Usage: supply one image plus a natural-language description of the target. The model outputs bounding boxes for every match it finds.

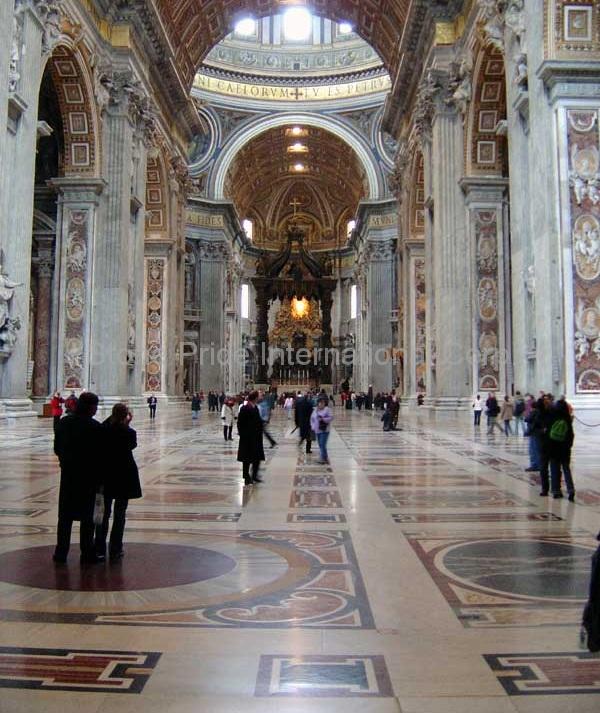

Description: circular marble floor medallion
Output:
[441,539,592,600]
[0,543,237,592]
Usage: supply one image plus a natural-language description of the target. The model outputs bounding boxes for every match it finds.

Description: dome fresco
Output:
[202,15,384,79]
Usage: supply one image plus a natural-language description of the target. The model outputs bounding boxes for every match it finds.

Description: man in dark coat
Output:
[296,391,314,453]
[53,391,104,564]
[237,390,265,485]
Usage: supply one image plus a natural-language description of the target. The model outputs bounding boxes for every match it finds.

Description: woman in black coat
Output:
[94,403,142,560]
[237,391,265,485]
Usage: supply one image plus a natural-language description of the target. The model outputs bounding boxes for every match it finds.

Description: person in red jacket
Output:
[50,392,65,432]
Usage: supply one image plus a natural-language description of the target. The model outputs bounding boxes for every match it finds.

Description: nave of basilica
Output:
[1,0,600,711]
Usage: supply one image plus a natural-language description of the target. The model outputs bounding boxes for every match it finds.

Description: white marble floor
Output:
[0,404,599,712]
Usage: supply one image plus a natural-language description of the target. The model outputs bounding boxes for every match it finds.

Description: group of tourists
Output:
[46,385,600,653]
[475,390,576,501]
[53,392,141,564]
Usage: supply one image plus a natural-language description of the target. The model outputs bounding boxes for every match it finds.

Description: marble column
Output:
[50,178,106,393]
[320,288,333,384]
[428,72,471,407]
[405,247,426,398]
[367,241,395,392]
[197,240,227,391]
[90,72,137,398]
[142,248,169,395]
[461,179,509,396]
[254,283,270,384]
[0,3,46,415]
[31,243,54,396]
[0,0,12,176]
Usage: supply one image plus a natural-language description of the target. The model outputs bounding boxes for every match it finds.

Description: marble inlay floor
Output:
[1,405,600,712]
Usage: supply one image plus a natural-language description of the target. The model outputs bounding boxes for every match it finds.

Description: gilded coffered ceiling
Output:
[225,125,367,250]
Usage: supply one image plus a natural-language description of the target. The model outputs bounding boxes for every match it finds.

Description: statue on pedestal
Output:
[0,258,23,360]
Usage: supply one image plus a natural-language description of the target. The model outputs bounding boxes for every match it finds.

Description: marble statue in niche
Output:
[0,257,23,360]
[573,214,600,280]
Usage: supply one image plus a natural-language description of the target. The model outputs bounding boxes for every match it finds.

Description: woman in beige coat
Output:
[499,396,514,436]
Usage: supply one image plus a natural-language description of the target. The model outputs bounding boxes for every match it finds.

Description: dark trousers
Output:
[149,405,156,419]
[550,454,575,495]
[539,448,550,494]
[53,415,61,432]
[223,424,233,441]
[263,425,276,446]
[55,493,95,560]
[474,410,481,426]
[299,433,312,452]
[242,460,260,483]
[95,496,128,556]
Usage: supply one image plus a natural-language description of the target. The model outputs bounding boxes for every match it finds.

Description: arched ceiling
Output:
[224,125,367,249]
[155,0,413,89]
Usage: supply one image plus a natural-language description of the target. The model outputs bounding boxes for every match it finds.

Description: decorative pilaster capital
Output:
[31,0,62,55]
[414,72,442,142]
[367,239,396,262]
[479,0,526,51]
[99,69,148,125]
[197,239,229,261]
[446,54,473,119]
[170,155,191,193]
[36,255,54,279]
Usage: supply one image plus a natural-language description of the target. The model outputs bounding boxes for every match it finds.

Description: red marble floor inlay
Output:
[0,543,236,591]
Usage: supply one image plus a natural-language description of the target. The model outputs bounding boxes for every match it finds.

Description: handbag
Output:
[93,491,104,526]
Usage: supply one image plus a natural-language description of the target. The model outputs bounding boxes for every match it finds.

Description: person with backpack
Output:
[485,392,503,434]
[535,394,558,496]
[547,398,575,500]
[513,391,526,435]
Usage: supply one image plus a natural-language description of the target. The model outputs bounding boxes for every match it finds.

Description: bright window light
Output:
[242,218,253,240]
[339,22,353,34]
[294,163,305,172]
[350,284,358,319]
[283,7,312,41]
[241,284,249,319]
[288,142,307,153]
[291,126,303,135]
[235,18,256,36]
[346,219,356,237]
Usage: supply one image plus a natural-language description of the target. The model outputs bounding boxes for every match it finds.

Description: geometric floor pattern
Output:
[1,404,600,712]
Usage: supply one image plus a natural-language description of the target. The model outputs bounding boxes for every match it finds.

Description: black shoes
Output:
[539,491,548,496]
[525,467,539,472]
[52,554,67,564]
[568,492,575,502]
[253,477,264,483]
[553,492,564,499]
[80,553,105,564]
[109,551,124,561]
